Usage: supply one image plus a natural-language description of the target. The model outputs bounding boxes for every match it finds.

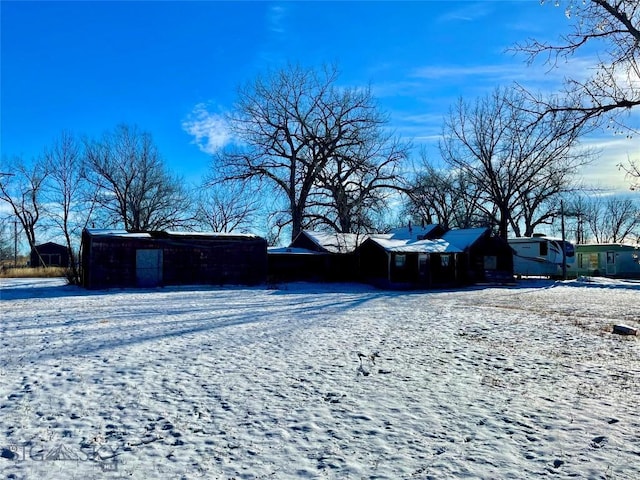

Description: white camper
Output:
[508,235,575,278]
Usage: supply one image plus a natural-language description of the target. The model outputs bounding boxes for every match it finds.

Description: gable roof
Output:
[366,236,463,254]
[33,241,68,249]
[363,227,491,254]
[386,224,444,242]
[295,230,367,254]
[441,227,489,250]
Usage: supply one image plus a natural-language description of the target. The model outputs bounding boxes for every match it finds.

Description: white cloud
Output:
[182,104,232,155]
[577,134,640,191]
[436,2,492,23]
[268,4,287,34]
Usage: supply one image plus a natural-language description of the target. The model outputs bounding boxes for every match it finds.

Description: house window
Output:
[484,255,497,270]
[441,255,450,267]
[395,254,406,267]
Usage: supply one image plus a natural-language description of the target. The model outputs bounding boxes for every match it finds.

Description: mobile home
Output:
[574,243,640,279]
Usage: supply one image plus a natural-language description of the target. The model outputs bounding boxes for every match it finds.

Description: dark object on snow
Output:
[31,242,70,268]
[612,324,638,336]
[81,229,267,289]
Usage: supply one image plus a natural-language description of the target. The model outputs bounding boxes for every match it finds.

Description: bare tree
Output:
[0,156,49,262]
[405,159,486,229]
[195,179,258,233]
[213,64,392,242]
[310,134,409,234]
[513,0,639,134]
[619,157,640,190]
[578,194,640,242]
[42,131,96,283]
[0,220,13,261]
[440,87,590,239]
[83,124,192,231]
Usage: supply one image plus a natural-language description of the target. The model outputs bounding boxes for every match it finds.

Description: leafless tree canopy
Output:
[569,194,640,243]
[42,131,95,282]
[213,64,407,242]
[405,159,486,230]
[83,124,191,231]
[0,155,49,256]
[309,129,409,234]
[514,0,639,134]
[439,87,591,239]
[0,222,13,260]
[195,179,258,233]
[619,156,640,190]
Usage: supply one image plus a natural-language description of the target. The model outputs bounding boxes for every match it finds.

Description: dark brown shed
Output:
[81,229,267,289]
[31,242,70,268]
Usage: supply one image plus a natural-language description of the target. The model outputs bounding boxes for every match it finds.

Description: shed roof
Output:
[33,241,68,249]
[84,229,261,240]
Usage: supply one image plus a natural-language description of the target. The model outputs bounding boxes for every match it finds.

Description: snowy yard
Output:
[1,277,639,479]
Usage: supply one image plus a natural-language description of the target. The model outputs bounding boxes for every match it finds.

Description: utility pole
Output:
[14,220,18,267]
[560,200,567,280]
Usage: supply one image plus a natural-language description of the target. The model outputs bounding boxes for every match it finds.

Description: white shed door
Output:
[136,249,163,287]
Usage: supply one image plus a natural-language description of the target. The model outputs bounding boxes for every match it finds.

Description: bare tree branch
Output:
[83,124,192,231]
[512,0,640,139]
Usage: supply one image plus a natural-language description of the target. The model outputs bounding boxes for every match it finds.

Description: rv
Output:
[508,235,575,278]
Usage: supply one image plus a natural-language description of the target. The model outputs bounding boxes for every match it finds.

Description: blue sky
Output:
[2,0,638,191]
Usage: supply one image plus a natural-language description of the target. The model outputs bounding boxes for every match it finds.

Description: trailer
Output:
[508,235,576,278]
[574,243,640,279]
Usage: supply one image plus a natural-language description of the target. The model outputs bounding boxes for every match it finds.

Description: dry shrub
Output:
[0,266,67,278]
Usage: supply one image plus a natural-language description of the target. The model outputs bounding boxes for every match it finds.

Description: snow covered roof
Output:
[165,230,260,238]
[441,227,489,250]
[387,224,442,242]
[368,237,462,254]
[365,227,489,254]
[292,226,489,255]
[300,230,367,254]
[85,229,150,238]
[84,229,260,239]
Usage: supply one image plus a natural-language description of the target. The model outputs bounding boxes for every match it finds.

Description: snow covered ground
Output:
[1,277,638,479]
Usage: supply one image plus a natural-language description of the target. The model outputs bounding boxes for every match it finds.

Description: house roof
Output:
[291,226,489,255]
[365,227,490,254]
[441,227,489,250]
[298,230,367,254]
[367,237,463,254]
[386,224,443,242]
